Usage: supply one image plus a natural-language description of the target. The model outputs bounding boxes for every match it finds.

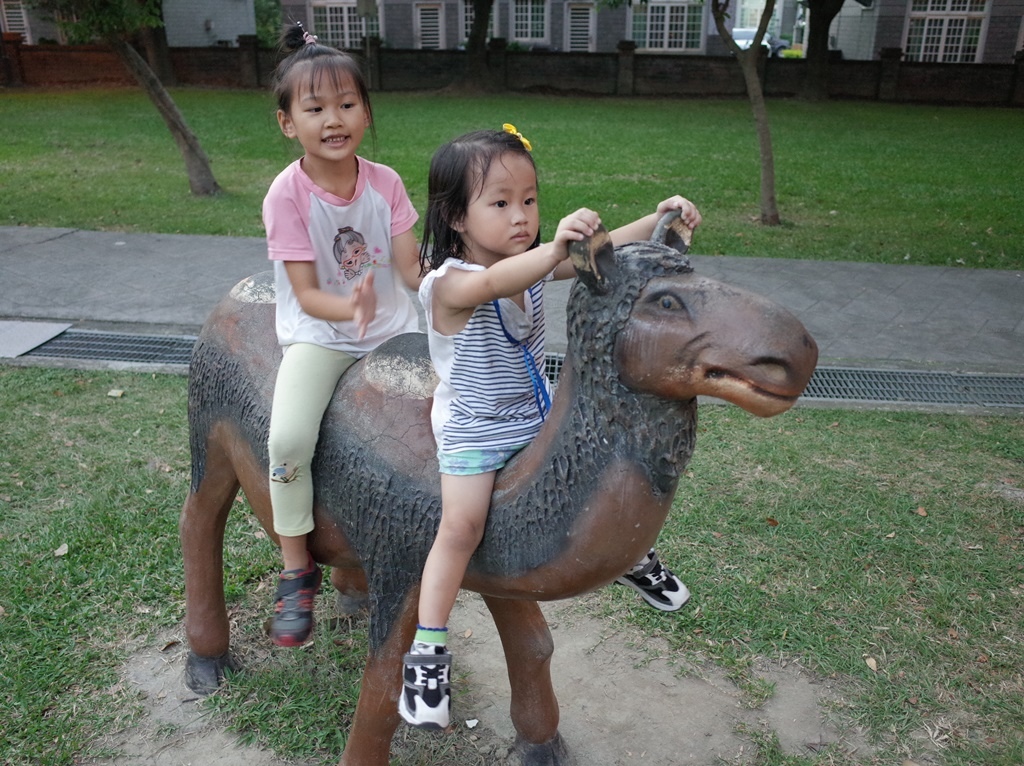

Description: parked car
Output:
[732,28,790,57]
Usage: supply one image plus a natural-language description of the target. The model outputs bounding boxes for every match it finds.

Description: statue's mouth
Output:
[702,368,803,417]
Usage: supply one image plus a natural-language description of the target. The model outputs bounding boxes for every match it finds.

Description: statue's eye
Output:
[653,292,684,310]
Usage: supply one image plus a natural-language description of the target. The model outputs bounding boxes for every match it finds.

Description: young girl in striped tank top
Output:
[400,125,702,730]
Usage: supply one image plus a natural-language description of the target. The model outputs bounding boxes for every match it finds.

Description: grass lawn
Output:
[0,88,1022,269]
[0,367,1021,766]
[0,86,1022,765]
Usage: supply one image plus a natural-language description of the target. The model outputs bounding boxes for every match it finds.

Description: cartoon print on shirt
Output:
[333,227,370,281]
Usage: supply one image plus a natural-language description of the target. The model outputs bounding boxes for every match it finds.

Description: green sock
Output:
[414,626,448,646]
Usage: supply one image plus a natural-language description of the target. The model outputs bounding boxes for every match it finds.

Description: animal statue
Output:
[179,213,818,766]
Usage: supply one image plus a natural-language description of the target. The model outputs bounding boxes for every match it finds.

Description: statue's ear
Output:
[650,210,691,255]
[569,222,615,295]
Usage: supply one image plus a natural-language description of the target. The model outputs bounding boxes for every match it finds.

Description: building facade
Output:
[281,0,1023,61]
[282,0,722,54]
[831,0,1024,62]
[161,0,257,47]
[2,0,1022,61]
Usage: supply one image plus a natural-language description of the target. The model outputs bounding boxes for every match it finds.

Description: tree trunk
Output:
[138,23,176,85]
[454,0,498,91]
[108,36,221,196]
[711,0,780,226]
[466,0,491,58]
[738,51,780,225]
[800,0,846,101]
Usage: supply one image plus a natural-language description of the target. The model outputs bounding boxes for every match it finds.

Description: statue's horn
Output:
[569,222,615,295]
[650,210,692,254]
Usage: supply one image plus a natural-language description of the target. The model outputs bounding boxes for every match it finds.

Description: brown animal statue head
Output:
[568,209,816,417]
[180,213,818,766]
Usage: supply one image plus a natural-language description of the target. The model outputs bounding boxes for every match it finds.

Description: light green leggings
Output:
[268,342,357,537]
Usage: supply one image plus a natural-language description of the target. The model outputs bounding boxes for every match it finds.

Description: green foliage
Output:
[29,0,163,42]
[253,0,283,49]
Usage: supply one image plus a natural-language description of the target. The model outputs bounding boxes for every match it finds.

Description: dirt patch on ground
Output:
[81,593,877,766]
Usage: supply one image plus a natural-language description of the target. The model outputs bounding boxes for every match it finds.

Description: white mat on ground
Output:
[0,321,72,358]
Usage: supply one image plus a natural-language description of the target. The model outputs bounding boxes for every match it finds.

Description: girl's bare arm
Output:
[434,208,600,314]
[284,260,376,338]
[551,196,701,281]
[391,229,423,291]
[609,195,702,246]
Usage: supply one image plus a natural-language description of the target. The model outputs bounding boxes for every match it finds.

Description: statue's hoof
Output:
[335,591,369,616]
[514,732,574,766]
[184,651,238,695]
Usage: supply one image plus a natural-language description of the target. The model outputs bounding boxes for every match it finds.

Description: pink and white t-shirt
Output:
[263,156,419,356]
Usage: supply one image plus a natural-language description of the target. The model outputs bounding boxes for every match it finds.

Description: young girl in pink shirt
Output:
[262,23,421,647]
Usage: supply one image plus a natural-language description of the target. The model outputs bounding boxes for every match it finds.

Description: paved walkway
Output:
[1,226,1022,375]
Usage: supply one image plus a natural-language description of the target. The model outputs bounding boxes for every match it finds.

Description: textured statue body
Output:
[179,220,818,765]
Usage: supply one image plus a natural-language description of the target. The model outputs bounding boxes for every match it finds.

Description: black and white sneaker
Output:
[615,549,691,612]
[399,643,452,730]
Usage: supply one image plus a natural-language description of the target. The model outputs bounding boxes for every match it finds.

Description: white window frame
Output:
[736,3,782,34]
[629,0,705,53]
[737,2,764,29]
[310,1,382,50]
[1,0,32,44]
[461,0,497,46]
[415,3,445,49]
[564,2,596,52]
[903,0,988,63]
[510,0,549,46]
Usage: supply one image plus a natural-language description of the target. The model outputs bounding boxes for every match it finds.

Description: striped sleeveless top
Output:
[419,258,552,454]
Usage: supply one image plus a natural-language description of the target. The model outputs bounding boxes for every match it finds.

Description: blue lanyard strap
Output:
[491,299,551,421]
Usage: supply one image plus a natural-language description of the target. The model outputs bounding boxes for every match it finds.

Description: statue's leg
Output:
[330,565,369,616]
[180,447,241,694]
[338,588,419,766]
[482,595,572,765]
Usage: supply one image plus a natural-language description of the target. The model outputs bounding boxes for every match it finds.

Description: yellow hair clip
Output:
[503,123,532,152]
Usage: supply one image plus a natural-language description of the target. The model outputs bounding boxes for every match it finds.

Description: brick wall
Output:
[896,62,1017,105]
[2,36,1023,107]
[506,51,619,94]
[377,49,463,90]
[11,43,134,86]
[632,55,747,97]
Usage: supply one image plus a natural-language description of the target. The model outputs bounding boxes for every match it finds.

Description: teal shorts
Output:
[438,444,528,476]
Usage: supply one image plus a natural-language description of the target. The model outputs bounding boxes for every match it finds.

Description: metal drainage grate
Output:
[544,353,564,385]
[802,366,1024,408]
[25,329,197,366]
[542,353,1024,409]
[22,332,1024,409]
